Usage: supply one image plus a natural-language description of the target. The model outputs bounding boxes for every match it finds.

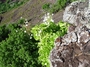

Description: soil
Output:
[0,0,63,26]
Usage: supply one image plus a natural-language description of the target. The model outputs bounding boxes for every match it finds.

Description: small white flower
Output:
[44,17,47,21]
[52,14,54,16]
[47,13,50,15]
[43,13,54,24]
[20,28,23,30]
[25,21,28,24]
[16,30,18,32]
[45,63,47,65]
[24,30,26,33]
[25,24,28,26]
[20,17,23,19]
[39,30,42,34]
[30,36,32,39]
[43,19,46,22]
[47,15,50,19]
[31,34,32,36]
[51,19,54,22]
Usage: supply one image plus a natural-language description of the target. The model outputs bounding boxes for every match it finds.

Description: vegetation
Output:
[31,21,69,67]
[42,3,50,11]
[0,0,72,67]
[0,23,42,67]
[0,25,10,42]
[42,0,77,13]
[0,13,69,67]
[31,13,69,67]
[0,0,28,14]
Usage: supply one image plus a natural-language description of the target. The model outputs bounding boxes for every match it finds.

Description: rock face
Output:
[50,25,90,67]
[63,1,90,28]
[50,1,90,67]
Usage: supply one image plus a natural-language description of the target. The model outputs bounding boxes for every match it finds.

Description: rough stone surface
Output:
[50,25,90,67]
[50,1,90,67]
[63,1,90,28]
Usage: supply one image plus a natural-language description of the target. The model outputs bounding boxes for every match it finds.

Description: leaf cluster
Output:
[31,21,69,67]
[42,3,50,11]
[0,23,42,67]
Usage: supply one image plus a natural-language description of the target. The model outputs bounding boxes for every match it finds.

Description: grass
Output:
[42,0,77,13]
[0,0,30,25]
[0,0,29,14]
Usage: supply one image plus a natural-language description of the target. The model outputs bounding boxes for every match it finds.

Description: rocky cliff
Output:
[50,1,90,67]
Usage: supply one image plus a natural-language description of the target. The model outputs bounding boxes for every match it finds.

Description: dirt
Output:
[0,0,64,26]
[53,10,63,23]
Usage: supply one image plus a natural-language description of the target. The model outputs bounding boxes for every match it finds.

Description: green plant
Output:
[42,0,77,13]
[0,0,29,14]
[42,3,50,11]
[31,13,69,67]
[17,17,26,24]
[0,25,10,42]
[49,4,60,13]
[0,23,42,67]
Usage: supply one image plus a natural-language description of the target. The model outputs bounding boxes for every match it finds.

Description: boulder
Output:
[63,1,90,28]
[50,25,90,67]
[50,1,90,67]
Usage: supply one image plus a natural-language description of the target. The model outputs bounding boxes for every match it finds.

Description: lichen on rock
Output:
[63,0,90,28]
[50,1,90,67]
[50,25,90,67]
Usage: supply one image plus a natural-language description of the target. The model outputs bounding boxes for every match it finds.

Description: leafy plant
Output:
[17,17,26,24]
[0,23,42,67]
[0,25,10,42]
[31,13,69,67]
[42,3,50,11]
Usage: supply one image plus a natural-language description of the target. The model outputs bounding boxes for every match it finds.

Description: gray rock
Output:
[50,1,90,67]
[50,26,90,67]
[63,1,90,28]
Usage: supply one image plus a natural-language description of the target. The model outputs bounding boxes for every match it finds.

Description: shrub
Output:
[42,0,77,13]
[17,17,26,24]
[0,25,10,42]
[0,23,42,67]
[42,3,50,11]
[31,13,69,67]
